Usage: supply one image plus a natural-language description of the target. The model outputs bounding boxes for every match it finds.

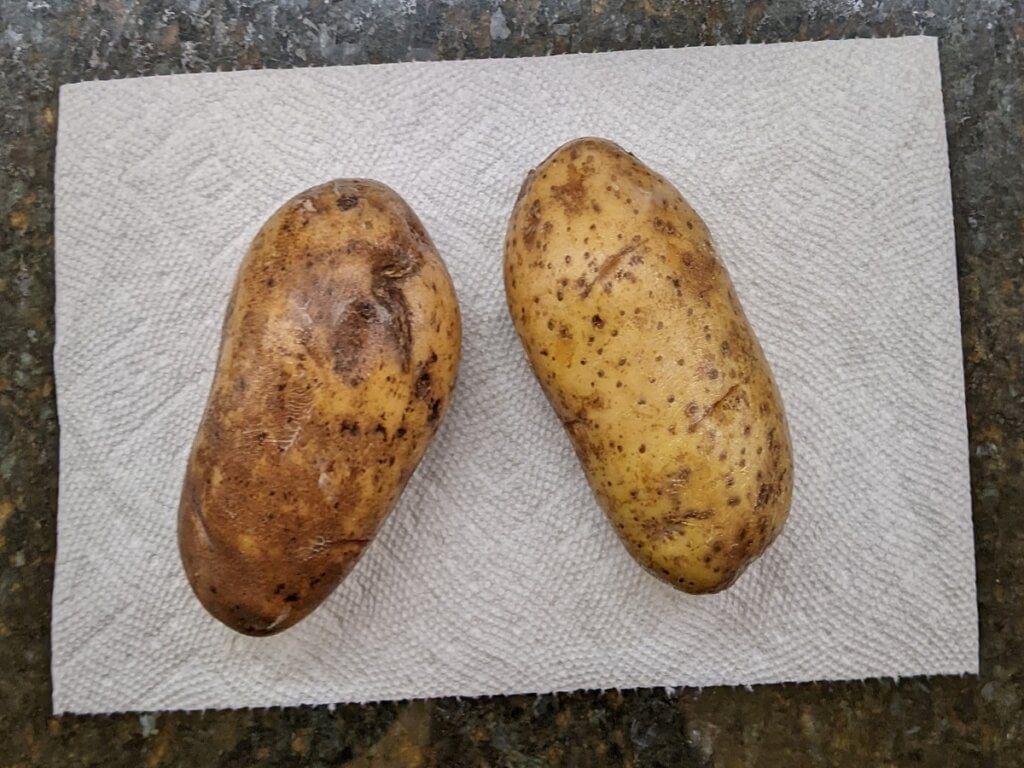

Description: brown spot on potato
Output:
[684,508,714,520]
[580,241,645,298]
[653,217,677,235]
[521,199,543,249]
[428,398,443,422]
[415,371,432,399]
[551,163,587,214]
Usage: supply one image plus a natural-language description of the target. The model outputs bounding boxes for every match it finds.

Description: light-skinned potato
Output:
[504,138,792,593]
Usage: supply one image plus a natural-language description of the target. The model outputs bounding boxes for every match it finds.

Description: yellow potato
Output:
[179,180,461,635]
[504,138,792,593]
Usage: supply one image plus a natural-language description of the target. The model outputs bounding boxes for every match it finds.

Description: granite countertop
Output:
[1,0,1021,765]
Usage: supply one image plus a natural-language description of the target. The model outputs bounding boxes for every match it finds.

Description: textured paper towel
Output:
[52,37,976,715]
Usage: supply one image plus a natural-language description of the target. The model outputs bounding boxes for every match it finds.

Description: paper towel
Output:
[52,37,976,715]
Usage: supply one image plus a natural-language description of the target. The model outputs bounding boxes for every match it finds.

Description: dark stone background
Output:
[1,1,1021,765]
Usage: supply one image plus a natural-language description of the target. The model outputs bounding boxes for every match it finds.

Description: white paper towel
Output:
[52,37,976,715]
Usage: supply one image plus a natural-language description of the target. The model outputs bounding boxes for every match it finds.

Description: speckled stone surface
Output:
[0,0,1020,766]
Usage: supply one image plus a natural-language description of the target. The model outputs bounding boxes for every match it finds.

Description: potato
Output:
[178,180,460,635]
[504,138,792,593]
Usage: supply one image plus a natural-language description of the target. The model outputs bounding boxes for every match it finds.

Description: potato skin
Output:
[504,138,792,593]
[179,180,460,635]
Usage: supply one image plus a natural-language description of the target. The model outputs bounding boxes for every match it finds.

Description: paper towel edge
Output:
[921,32,981,668]
[52,663,981,716]
[50,80,82,720]
[55,35,942,95]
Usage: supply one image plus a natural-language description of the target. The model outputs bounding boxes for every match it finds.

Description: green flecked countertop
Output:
[1,0,1021,765]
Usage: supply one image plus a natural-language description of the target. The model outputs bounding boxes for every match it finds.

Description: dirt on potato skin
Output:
[179,179,462,636]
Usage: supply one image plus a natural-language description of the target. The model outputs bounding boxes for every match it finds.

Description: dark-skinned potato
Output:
[504,138,792,593]
[179,180,461,635]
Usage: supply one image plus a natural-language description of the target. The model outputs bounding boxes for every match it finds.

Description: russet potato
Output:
[504,138,792,593]
[179,179,460,634]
